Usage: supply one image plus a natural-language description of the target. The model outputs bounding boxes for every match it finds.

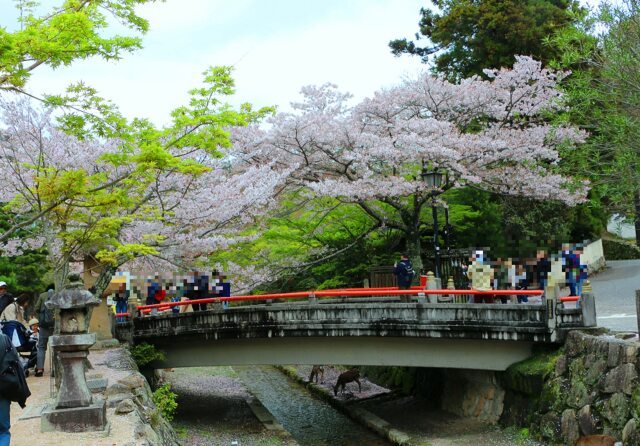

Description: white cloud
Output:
[15,0,608,126]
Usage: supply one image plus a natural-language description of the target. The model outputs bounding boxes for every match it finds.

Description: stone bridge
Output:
[115,292,597,371]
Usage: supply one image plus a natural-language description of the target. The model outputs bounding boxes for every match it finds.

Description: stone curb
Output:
[244,391,300,444]
[275,366,415,446]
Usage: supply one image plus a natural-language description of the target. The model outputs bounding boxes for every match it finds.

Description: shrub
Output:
[129,342,166,368]
[603,239,640,260]
[152,383,178,422]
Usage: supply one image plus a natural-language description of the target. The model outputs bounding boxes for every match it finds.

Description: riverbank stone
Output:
[115,398,136,415]
[567,380,591,409]
[556,355,568,377]
[539,411,562,441]
[623,418,640,446]
[584,359,608,387]
[577,405,596,436]
[561,409,580,446]
[603,392,630,430]
[603,363,637,395]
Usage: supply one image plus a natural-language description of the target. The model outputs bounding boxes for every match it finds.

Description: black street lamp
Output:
[421,168,443,278]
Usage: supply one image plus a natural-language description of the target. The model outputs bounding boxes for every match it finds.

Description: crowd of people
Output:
[395,244,589,303]
[109,271,232,319]
[0,282,53,379]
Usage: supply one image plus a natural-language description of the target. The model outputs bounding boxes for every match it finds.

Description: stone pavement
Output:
[590,259,640,332]
[11,349,142,446]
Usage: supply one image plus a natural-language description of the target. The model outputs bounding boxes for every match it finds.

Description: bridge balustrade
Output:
[114,287,596,347]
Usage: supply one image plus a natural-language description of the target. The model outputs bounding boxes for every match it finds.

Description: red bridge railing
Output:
[114,287,580,319]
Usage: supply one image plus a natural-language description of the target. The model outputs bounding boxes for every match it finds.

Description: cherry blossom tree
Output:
[232,56,588,273]
[0,67,278,293]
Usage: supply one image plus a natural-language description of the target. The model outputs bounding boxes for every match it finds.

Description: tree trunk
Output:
[93,265,117,298]
[635,190,640,248]
[53,255,70,291]
[406,230,423,276]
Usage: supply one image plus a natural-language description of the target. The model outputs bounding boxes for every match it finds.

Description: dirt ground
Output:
[11,348,141,446]
[166,367,297,446]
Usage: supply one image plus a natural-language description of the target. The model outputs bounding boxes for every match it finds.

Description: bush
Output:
[603,239,640,260]
[152,383,178,422]
[129,342,166,368]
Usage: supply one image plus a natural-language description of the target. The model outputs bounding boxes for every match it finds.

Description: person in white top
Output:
[0,294,29,328]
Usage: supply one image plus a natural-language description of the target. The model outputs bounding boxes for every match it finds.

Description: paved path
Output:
[590,259,640,332]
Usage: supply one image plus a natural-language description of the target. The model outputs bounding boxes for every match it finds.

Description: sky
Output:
[2,0,430,125]
[1,0,605,126]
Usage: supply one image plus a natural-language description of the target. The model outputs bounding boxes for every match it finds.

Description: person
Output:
[187,271,209,312]
[0,283,14,319]
[0,334,14,445]
[574,245,587,298]
[33,285,54,377]
[112,283,129,322]
[535,250,551,294]
[27,318,38,344]
[514,263,530,303]
[0,294,29,328]
[561,244,576,296]
[145,276,163,316]
[394,254,415,290]
[467,250,494,303]
[494,258,510,304]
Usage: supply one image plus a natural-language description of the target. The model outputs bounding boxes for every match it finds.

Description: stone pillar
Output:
[636,290,640,334]
[580,280,597,327]
[426,271,438,303]
[438,277,454,303]
[41,277,107,433]
[545,278,558,337]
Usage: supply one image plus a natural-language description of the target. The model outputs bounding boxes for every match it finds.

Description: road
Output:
[589,259,640,332]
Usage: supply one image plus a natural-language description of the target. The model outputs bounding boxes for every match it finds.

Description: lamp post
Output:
[421,168,443,278]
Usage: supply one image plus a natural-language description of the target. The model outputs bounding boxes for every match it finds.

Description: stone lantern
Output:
[41,275,107,432]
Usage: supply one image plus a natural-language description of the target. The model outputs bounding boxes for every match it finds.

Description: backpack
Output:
[0,333,31,408]
[39,303,55,330]
[403,262,415,279]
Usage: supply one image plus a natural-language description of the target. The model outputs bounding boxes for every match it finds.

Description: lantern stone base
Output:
[41,400,107,433]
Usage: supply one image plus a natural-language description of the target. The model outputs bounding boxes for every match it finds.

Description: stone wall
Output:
[101,348,180,446]
[442,369,505,422]
[501,330,640,446]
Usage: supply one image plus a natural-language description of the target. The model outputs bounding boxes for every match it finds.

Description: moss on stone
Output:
[540,377,565,413]
[568,356,586,379]
[632,386,640,419]
[503,347,563,397]
[508,348,563,378]
[567,380,590,409]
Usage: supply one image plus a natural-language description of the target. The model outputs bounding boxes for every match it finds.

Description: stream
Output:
[168,366,545,446]
[235,366,391,446]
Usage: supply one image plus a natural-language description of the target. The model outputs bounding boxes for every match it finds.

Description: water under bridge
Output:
[114,287,597,371]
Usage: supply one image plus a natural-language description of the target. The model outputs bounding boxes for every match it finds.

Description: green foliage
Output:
[152,383,178,423]
[0,0,155,92]
[0,209,49,296]
[602,238,640,260]
[211,196,396,292]
[389,0,583,80]
[445,188,604,258]
[549,2,640,243]
[508,348,562,380]
[129,342,166,368]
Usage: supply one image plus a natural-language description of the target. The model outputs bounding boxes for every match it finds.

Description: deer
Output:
[333,368,361,396]
[573,435,620,446]
[308,365,324,384]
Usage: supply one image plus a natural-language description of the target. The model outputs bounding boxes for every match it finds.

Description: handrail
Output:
[114,287,561,319]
